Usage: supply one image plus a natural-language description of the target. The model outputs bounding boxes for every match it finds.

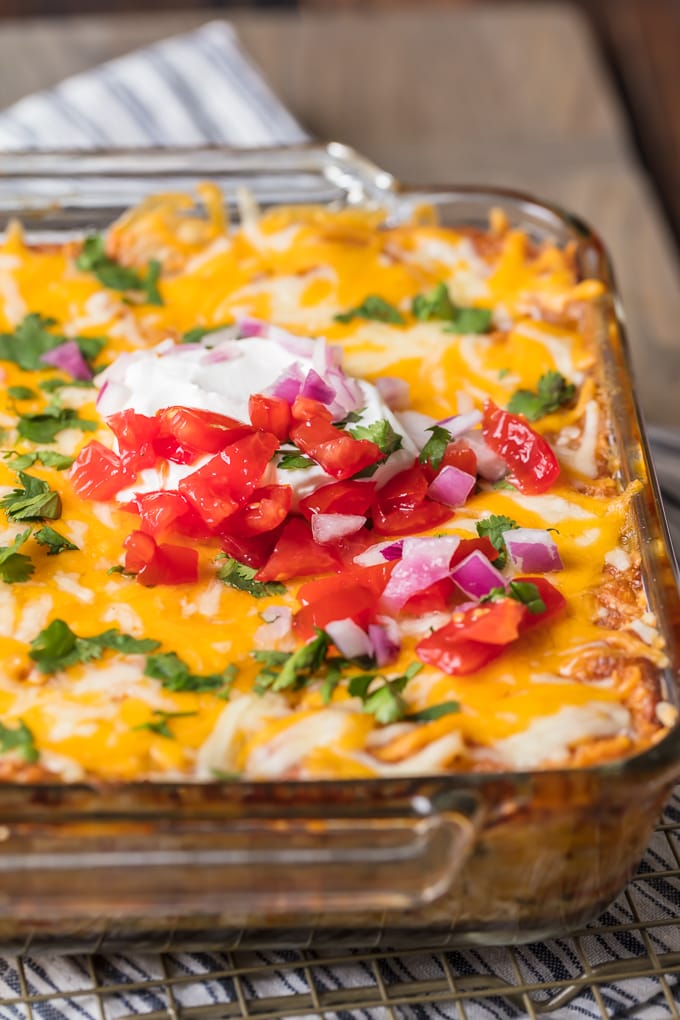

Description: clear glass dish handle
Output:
[0,791,483,918]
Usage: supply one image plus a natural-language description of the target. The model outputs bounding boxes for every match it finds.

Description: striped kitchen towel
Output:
[0,18,678,1020]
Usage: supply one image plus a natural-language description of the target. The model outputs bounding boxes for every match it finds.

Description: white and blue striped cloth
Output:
[0,20,678,1020]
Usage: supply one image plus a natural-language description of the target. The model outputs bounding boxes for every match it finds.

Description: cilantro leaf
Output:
[277,452,315,471]
[349,662,422,724]
[182,323,230,344]
[16,402,97,443]
[5,450,74,471]
[0,314,105,373]
[335,295,405,325]
[0,529,33,583]
[253,629,329,693]
[443,307,493,334]
[133,709,197,740]
[481,580,546,615]
[350,419,402,457]
[217,557,286,599]
[492,478,516,492]
[38,377,95,394]
[0,719,38,762]
[507,371,576,421]
[411,281,457,322]
[419,424,453,472]
[406,700,460,722]
[29,619,161,674]
[476,514,519,568]
[0,472,61,521]
[7,386,35,401]
[34,526,78,556]
[77,235,164,305]
[144,651,236,696]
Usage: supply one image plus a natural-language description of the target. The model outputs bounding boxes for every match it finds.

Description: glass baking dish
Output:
[0,142,678,954]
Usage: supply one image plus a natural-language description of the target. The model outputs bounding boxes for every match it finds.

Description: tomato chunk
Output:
[130,490,194,537]
[294,580,377,641]
[371,464,452,535]
[515,575,567,629]
[221,484,292,537]
[482,401,560,494]
[70,441,136,500]
[441,440,478,478]
[123,530,198,586]
[157,406,254,461]
[291,396,333,423]
[449,536,499,568]
[249,394,292,441]
[255,517,340,582]
[299,479,377,519]
[290,417,383,481]
[415,600,525,675]
[107,409,159,472]
[220,528,284,570]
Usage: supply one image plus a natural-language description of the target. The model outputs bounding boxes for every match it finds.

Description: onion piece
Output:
[503,528,563,572]
[254,606,293,645]
[368,619,401,667]
[41,340,92,381]
[301,368,335,405]
[436,409,482,436]
[460,431,507,482]
[427,465,476,508]
[312,337,343,375]
[236,316,267,338]
[376,376,411,411]
[326,618,373,659]
[382,535,460,612]
[311,513,366,545]
[353,539,404,567]
[394,410,437,452]
[267,363,305,404]
[450,550,506,599]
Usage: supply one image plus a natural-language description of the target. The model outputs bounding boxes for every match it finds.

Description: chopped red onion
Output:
[254,605,293,644]
[236,317,267,338]
[427,465,476,508]
[270,328,317,358]
[301,368,336,405]
[312,337,343,375]
[311,513,367,544]
[326,618,373,659]
[325,367,364,418]
[394,410,437,451]
[503,528,563,572]
[267,364,305,404]
[450,550,506,599]
[376,376,411,411]
[436,409,482,436]
[41,340,92,381]
[354,539,404,567]
[382,535,460,612]
[461,431,507,482]
[368,620,400,667]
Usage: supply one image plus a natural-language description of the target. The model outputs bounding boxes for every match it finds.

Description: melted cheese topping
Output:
[0,196,666,782]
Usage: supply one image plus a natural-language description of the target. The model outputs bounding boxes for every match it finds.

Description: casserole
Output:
[0,143,677,951]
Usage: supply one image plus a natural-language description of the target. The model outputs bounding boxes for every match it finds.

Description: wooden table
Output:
[0,2,678,424]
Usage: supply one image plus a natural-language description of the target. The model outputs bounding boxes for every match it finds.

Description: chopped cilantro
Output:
[411,281,457,322]
[481,580,546,615]
[419,424,453,472]
[443,307,493,334]
[492,478,516,492]
[77,234,164,304]
[498,368,510,380]
[0,314,105,373]
[217,556,286,598]
[253,629,329,693]
[182,323,230,343]
[38,377,95,393]
[507,371,576,421]
[7,386,35,401]
[133,709,197,740]
[0,719,38,763]
[350,419,402,457]
[29,619,161,674]
[0,472,61,522]
[476,514,519,568]
[406,700,460,722]
[5,450,74,471]
[334,409,364,428]
[349,662,422,724]
[34,526,78,556]
[334,295,405,325]
[0,529,33,583]
[16,400,97,444]
[144,652,237,696]
[277,452,315,471]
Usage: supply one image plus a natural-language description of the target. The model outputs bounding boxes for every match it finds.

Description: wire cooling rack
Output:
[1,791,679,1020]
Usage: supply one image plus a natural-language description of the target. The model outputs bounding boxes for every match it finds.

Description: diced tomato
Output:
[482,401,560,494]
[156,406,254,461]
[123,530,198,586]
[290,417,383,481]
[221,484,292,537]
[299,479,377,519]
[415,600,525,675]
[515,575,567,630]
[178,431,279,528]
[449,600,526,644]
[441,440,478,478]
[106,409,159,472]
[416,633,505,675]
[249,394,292,441]
[371,464,453,535]
[403,577,456,614]
[255,517,340,582]
[130,490,193,537]
[449,536,499,568]
[291,396,333,423]
[220,527,283,570]
[294,579,377,641]
[70,441,136,500]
